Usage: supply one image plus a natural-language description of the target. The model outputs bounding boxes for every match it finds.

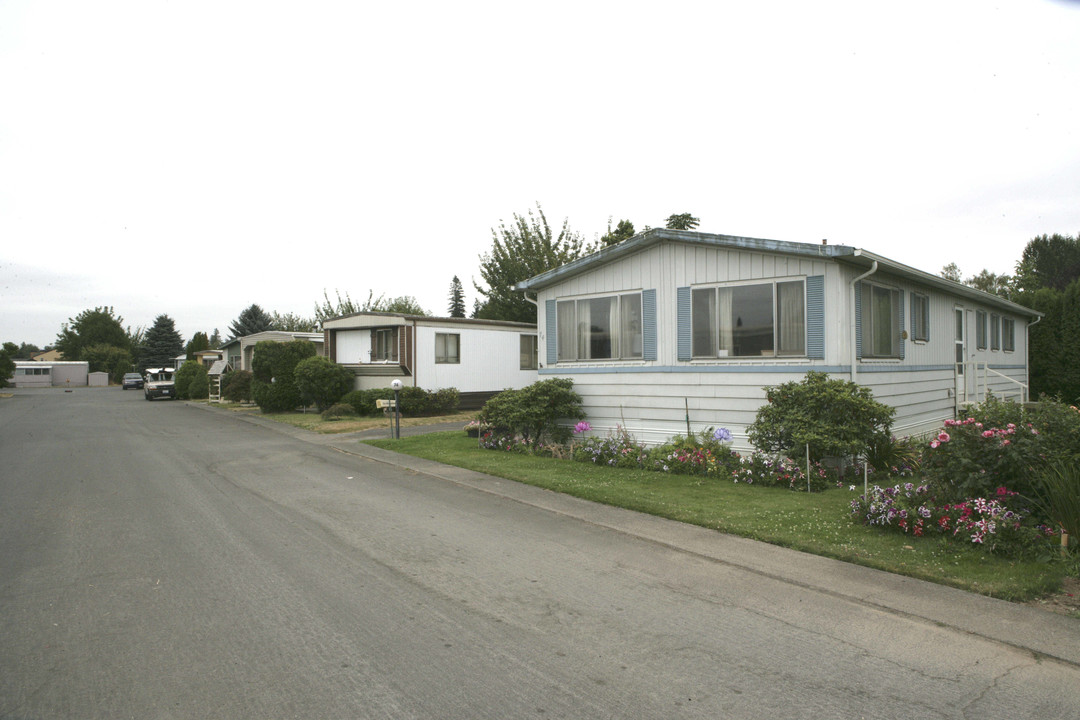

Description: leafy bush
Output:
[222,370,253,402]
[251,340,317,412]
[864,434,921,476]
[174,360,208,400]
[339,386,459,417]
[747,371,895,462]
[321,403,357,420]
[479,378,585,447]
[294,355,354,412]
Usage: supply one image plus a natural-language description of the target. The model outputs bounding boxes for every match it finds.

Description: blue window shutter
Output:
[677,286,691,361]
[854,281,862,359]
[806,275,824,359]
[898,289,905,359]
[642,289,657,361]
[545,299,557,366]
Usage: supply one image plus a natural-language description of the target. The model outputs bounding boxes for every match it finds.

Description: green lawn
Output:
[367,431,1074,602]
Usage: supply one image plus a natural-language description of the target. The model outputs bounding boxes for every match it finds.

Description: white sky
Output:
[2,0,1079,348]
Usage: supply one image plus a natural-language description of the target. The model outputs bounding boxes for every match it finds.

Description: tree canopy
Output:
[1014,233,1080,294]
[0,342,17,388]
[185,331,210,360]
[54,306,130,360]
[600,218,636,247]
[272,311,318,332]
[141,314,183,370]
[315,289,429,322]
[474,203,590,323]
[665,213,700,231]
[228,304,275,339]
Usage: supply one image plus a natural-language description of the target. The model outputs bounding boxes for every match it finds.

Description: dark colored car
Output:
[122,372,144,390]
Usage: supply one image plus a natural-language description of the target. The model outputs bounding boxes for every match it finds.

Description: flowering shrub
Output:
[648,443,741,477]
[852,483,1058,555]
[920,416,1042,502]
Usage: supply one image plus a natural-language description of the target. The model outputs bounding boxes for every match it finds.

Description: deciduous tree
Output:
[474,203,590,323]
[665,213,700,231]
[54,307,130,360]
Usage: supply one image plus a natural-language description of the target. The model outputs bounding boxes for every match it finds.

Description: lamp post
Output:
[390,379,403,439]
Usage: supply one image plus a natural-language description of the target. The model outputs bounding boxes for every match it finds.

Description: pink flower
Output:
[937,432,950,443]
[930,440,940,449]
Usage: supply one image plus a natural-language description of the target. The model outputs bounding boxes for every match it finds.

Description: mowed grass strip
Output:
[366,431,1069,602]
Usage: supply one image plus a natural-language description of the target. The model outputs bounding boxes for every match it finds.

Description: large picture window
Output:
[556,293,642,361]
[434,333,460,364]
[692,280,805,358]
[861,283,900,358]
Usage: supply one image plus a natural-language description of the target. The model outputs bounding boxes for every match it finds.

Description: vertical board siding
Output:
[806,275,825,359]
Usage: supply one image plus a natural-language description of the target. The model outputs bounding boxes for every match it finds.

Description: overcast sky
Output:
[2,0,1079,348]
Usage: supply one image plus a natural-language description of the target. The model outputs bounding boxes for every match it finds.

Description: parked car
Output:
[143,368,176,400]
[122,372,144,390]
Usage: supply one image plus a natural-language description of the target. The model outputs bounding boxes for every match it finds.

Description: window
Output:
[860,283,900,358]
[990,313,1000,351]
[372,328,397,362]
[520,334,538,370]
[911,293,929,342]
[692,280,805,358]
[434,333,460,364]
[1002,317,1015,352]
[975,310,987,350]
[556,293,642,361]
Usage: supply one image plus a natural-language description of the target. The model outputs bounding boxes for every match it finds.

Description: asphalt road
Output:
[2,388,1079,719]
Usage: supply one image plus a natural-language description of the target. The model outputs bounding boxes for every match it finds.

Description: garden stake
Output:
[685,398,691,438]
[806,444,810,493]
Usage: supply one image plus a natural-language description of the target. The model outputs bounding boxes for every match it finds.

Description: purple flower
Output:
[574,421,592,435]
[712,427,733,443]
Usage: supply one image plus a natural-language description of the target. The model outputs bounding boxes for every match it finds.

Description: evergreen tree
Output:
[185,331,210,360]
[141,314,184,370]
[208,328,223,349]
[447,276,466,318]
[600,218,636,247]
[228,304,274,340]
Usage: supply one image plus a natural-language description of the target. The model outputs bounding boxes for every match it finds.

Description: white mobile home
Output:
[12,361,90,388]
[514,229,1039,450]
[322,312,539,408]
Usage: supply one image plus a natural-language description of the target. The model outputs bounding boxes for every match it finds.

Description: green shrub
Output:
[294,355,354,412]
[1027,460,1080,542]
[187,364,210,399]
[479,378,585,447]
[174,360,208,400]
[251,340,317,412]
[747,371,895,462]
[222,370,253,402]
[321,403,357,420]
